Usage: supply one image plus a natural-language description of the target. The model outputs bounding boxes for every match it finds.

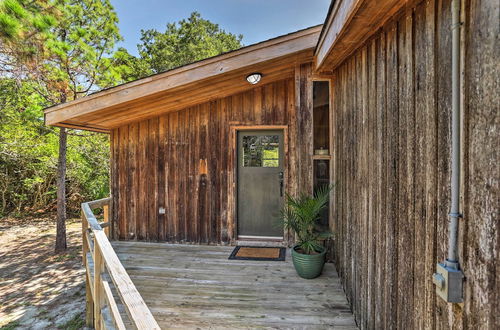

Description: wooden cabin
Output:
[46,25,329,245]
[45,0,498,329]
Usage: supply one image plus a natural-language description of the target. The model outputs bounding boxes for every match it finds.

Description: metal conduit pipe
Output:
[447,0,462,266]
[432,0,464,303]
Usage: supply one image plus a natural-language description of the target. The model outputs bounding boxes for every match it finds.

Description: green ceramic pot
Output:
[291,245,326,279]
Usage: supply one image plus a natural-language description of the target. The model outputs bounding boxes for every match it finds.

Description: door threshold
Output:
[237,236,286,247]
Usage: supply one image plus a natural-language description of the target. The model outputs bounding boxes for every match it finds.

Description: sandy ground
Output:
[0,217,87,330]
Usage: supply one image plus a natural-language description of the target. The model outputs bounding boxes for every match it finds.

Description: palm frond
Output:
[280,184,334,254]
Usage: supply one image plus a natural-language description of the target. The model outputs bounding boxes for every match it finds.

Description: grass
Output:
[57,313,84,330]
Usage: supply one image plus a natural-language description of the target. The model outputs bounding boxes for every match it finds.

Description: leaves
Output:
[118,11,243,81]
[3,0,26,19]
[0,0,122,216]
[32,14,56,32]
[0,4,244,218]
[0,79,111,216]
[281,185,334,254]
[0,12,19,38]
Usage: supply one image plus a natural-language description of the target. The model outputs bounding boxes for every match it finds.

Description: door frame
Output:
[229,125,289,243]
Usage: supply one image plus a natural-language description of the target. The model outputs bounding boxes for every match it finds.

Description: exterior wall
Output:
[330,0,498,329]
[110,64,314,244]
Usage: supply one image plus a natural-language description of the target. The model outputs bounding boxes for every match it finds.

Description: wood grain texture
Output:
[462,0,499,328]
[329,0,499,329]
[111,241,357,329]
[110,75,313,244]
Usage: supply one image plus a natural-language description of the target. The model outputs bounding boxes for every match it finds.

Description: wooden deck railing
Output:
[82,197,160,329]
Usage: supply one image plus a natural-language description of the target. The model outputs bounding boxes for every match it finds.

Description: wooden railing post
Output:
[94,242,105,329]
[82,211,88,265]
[82,210,94,327]
[103,204,110,237]
[82,197,160,329]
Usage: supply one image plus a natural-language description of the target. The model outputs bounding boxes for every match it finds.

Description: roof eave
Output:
[315,0,407,72]
[44,25,322,130]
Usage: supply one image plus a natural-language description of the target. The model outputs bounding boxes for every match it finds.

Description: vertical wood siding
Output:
[110,71,314,244]
[330,0,499,328]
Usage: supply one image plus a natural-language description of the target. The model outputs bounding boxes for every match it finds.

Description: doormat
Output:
[228,246,286,261]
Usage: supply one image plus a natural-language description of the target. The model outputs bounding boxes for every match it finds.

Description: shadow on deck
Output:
[112,241,357,329]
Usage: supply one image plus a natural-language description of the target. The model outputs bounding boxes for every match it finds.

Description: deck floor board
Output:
[112,241,357,329]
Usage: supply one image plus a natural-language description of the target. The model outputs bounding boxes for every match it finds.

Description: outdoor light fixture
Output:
[246,73,262,84]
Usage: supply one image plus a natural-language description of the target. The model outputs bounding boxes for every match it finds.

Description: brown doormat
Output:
[228,246,286,261]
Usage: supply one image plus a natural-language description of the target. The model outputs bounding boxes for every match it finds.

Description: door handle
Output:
[279,172,284,197]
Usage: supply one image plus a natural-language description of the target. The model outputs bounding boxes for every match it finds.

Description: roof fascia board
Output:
[315,0,408,71]
[315,0,364,71]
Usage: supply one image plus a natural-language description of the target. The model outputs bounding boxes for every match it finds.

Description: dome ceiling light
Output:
[246,73,263,85]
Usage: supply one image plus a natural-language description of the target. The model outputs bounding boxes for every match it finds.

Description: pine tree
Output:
[0,0,123,251]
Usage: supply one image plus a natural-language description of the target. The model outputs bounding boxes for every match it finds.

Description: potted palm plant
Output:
[281,185,333,279]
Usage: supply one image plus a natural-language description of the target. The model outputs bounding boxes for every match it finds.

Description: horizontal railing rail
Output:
[82,197,160,329]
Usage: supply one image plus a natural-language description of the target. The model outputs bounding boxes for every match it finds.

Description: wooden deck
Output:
[112,241,357,329]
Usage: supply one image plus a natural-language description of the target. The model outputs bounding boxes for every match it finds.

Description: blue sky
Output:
[111,0,331,56]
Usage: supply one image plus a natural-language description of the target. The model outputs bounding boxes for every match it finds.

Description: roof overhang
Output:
[315,0,407,72]
[45,25,322,132]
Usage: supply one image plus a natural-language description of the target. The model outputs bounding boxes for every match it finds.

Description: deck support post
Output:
[85,271,94,327]
[82,211,94,327]
[103,204,110,237]
[81,197,159,329]
[94,242,104,329]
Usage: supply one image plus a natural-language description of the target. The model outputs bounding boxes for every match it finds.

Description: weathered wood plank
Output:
[127,122,138,240]
[207,100,218,243]
[157,115,167,241]
[360,44,369,330]
[366,36,377,329]
[186,106,195,243]
[330,1,498,329]
[111,130,119,240]
[396,10,415,330]
[463,0,499,328]
[296,63,314,194]
[423,3,438,329]
[117,126,128,240]
[413,3,428,328]
[148,117,159,241]
[112,242,356,329]
[285,78,296,244]
[168,111,179,241]
[385,19,399,330]
[435,1,452,328]
[179,108,188,242]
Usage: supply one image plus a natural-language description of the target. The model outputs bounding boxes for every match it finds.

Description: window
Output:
[313,81,331,231]
[313,81,330,152]
[242,135,279,167]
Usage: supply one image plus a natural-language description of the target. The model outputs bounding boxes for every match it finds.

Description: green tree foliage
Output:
[0,0,123,222]
[0,79,109,216]
[0,4,243,250]
[0,0,56,40]
[1,0,123,100]
[118,11,243,80]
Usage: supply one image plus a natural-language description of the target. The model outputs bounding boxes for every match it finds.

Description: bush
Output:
[0,79,109,217]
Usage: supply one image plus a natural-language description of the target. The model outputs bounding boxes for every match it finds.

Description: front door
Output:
[237,130,284,238]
